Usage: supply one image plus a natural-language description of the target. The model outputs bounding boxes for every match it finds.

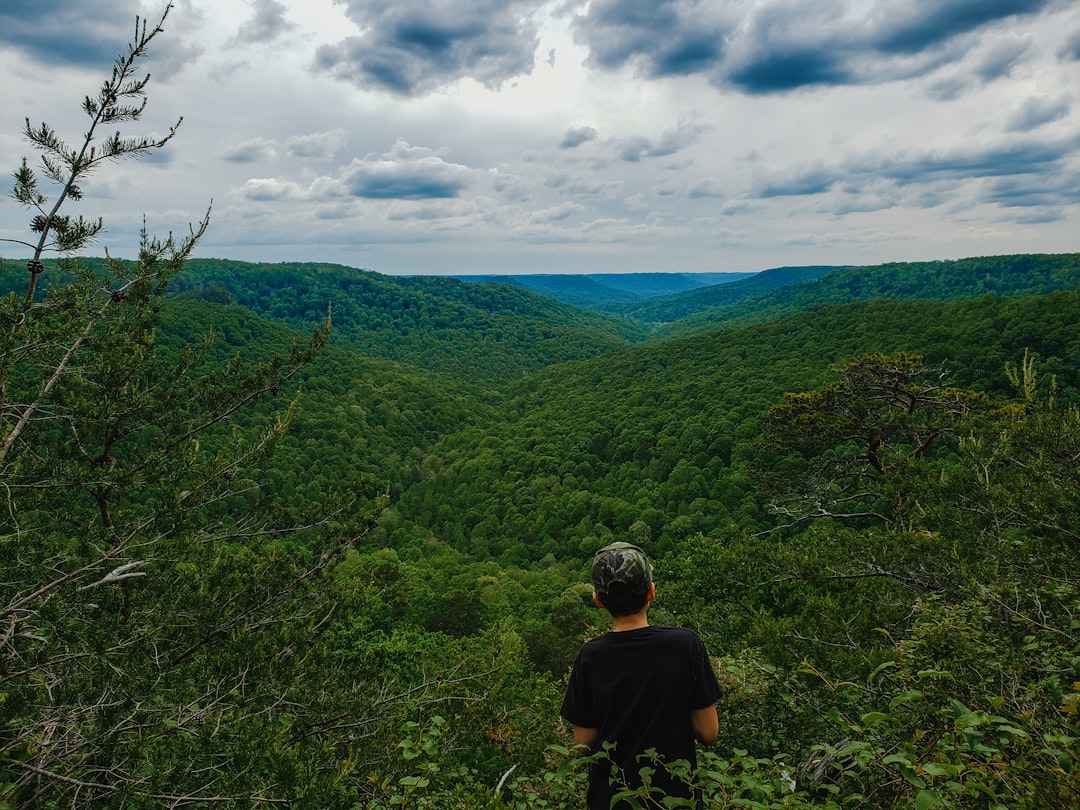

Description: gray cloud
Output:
[221,137,277,163]
[1010,208,1065,224]
[560,127,598,148]
[229,0,296,46]
[544,174,613,196]
[973,34,1031,81]
[286,130,348,160]
[313,0,540,96]
[1,0,1074,274]
[869,0,1049,55]
[239,178,304,201]
[687,179,725,199]
[530,202,585,223]
[574,0,728,77]
[618,121,709,162]
[757,165,840,198]
[571,0,1054,95]
[1005,96,1071,132]
[926,33,1033,99]
[755,135,1077,204]
[1060,30,1080,61]
[984,170,1080,208]
[0,0,136,66]
[0,1,201,77]
[877,138,1075,183]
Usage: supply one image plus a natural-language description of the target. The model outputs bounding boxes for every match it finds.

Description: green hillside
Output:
[607,265,841,323]
[390,289,1080,566]
[667,252,1080,333]
[157,297,493,499]
[169,259,651,382]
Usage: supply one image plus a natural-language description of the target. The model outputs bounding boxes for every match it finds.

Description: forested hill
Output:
[167,259,650,382]
[7,256,644,382]
[666,252,1080,333]
[452,271,754,308]
[604,265,841,323]
[389,288,1080,565]
[9,254,1077,387]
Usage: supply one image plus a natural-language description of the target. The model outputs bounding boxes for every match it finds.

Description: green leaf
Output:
[868,660,897,681]
[860,711,893,726]
[917,669,954,680]
[889,691,924,711]
[921,762,955,778]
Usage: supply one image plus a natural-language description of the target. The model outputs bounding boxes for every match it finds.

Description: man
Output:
[560,541,722,810]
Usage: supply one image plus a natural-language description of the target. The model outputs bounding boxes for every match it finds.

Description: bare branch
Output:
[77,561,149,590]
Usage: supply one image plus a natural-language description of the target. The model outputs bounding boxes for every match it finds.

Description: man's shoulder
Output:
[652,625,701,639]
[650,625,706,649]
[582,625,703,649]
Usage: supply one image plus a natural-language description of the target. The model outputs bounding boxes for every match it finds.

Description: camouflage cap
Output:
[591,541,652,601]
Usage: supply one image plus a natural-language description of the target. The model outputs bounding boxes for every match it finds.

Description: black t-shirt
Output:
[560,626,722,810]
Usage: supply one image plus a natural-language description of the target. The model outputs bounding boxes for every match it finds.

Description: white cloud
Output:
[238,177,305,201]
[0,0,1076,274]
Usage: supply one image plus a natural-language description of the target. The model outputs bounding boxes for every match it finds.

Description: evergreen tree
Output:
[0,6,372,805]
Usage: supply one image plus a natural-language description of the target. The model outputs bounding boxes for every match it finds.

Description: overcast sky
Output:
[1,0,1078,275]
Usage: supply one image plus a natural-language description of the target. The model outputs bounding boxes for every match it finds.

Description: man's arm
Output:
[572,725,600,753]
[691,705,718,745]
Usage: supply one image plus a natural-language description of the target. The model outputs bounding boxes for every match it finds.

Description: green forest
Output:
[2,12,1078,810]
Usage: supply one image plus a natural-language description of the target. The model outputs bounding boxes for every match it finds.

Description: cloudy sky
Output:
[1,0,1078,275]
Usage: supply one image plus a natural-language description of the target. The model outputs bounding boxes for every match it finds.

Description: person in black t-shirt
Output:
[561,541,722,810]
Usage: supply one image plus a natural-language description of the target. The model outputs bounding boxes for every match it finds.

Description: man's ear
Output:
[592,591,605,609]
[646,582,656,603]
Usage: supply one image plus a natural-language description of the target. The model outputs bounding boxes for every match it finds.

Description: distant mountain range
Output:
[451,271,757,307]
[452,255,1080,330]
[8,253,1076,385]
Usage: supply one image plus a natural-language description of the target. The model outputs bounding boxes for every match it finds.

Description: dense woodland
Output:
[1,13,1078,809]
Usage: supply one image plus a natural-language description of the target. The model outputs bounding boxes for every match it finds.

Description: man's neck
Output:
[610,610,649,632]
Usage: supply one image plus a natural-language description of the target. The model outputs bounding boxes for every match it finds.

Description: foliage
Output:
[608,265,840,324]
[361,351,1080,808]
[0,9,379,806]
[760,352,989,530]
[167,258,648,383]
[670,253,1080,334]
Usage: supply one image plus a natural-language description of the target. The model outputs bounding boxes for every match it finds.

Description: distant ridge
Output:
[606,265,844,323]
[669,252,1080,333]
[7,253,1075,384]
[453,271,753,308]
[162,259,649,383]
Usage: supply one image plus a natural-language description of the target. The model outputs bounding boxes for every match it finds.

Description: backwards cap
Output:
[591,541,652,602]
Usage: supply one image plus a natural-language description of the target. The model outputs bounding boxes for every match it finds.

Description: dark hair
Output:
[599,581,650,617]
